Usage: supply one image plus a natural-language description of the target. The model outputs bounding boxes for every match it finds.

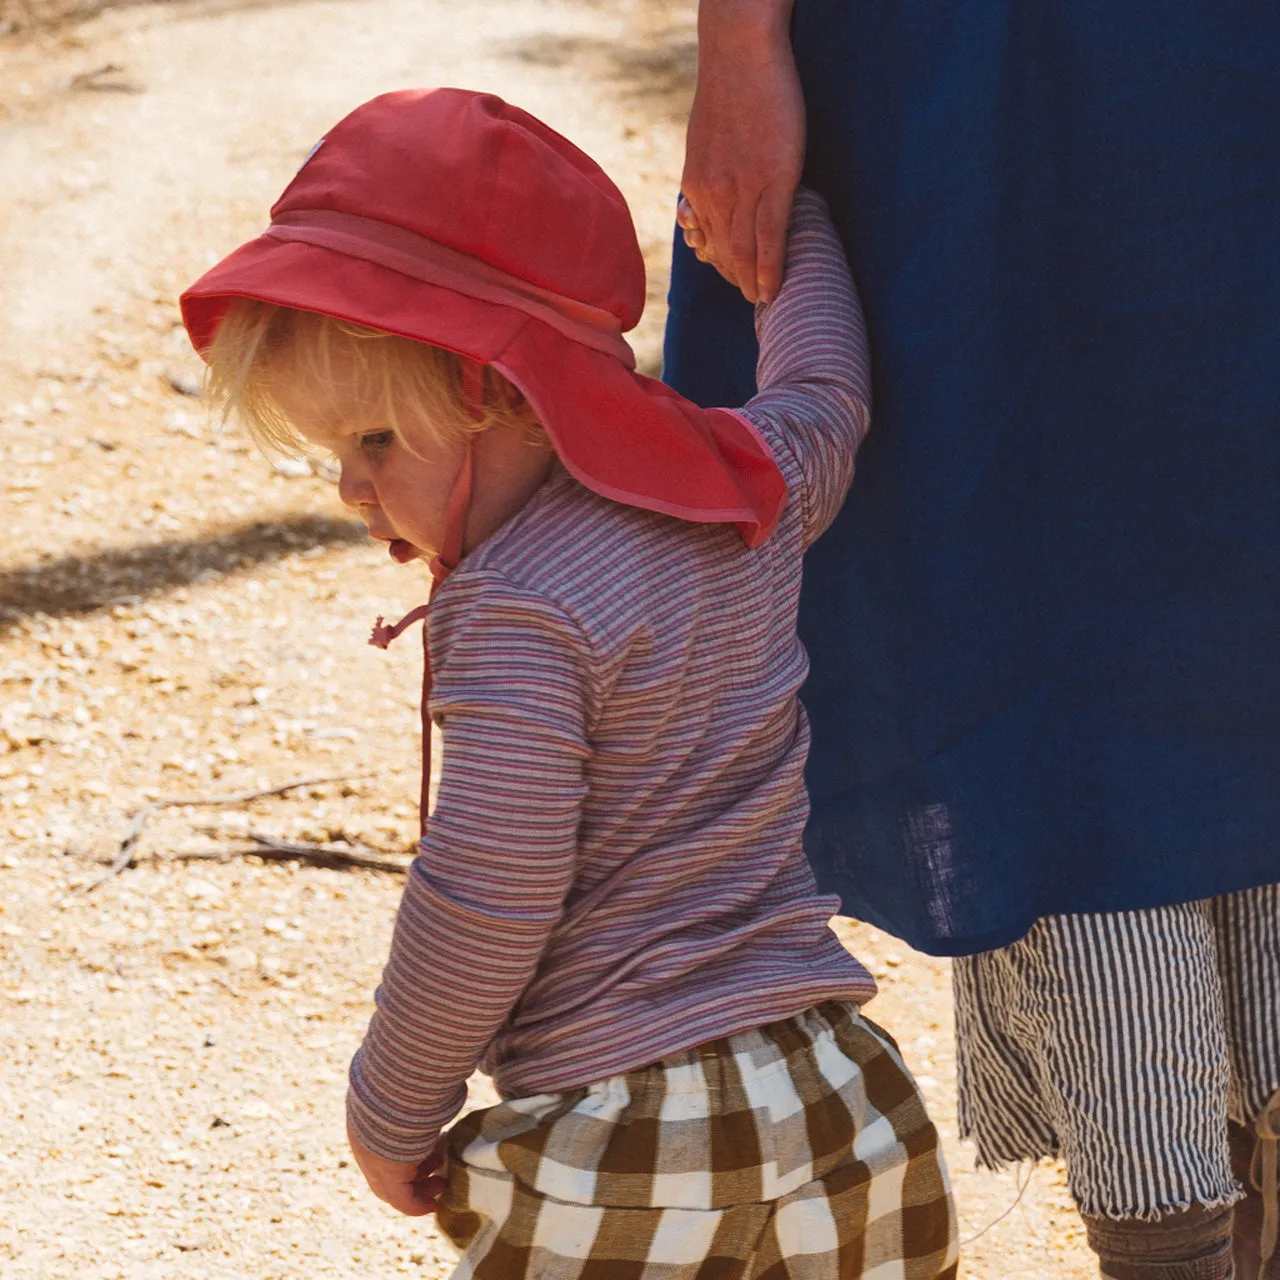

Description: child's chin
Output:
[388,539,421,564]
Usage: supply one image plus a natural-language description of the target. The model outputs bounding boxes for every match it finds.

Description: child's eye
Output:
[360,431,395,454]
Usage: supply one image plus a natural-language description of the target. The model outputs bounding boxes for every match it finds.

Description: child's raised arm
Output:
[742,187,871,547]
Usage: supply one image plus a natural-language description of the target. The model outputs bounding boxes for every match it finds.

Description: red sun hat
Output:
[180,87,785,547]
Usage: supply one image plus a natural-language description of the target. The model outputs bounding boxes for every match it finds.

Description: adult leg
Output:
[1081,1203,1235,1280]
[1211,883,1280,1280]
[954,901,1242,1279]
[1229,1112,1280,1280]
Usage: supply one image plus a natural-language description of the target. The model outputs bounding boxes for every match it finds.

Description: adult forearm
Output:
[683,0,804,303]
[697,0,795,49]
[697,0,794,55]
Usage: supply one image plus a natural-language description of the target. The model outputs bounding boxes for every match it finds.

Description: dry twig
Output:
[67,63,145,94]
[169,832,409,875]
[76,775,364,895]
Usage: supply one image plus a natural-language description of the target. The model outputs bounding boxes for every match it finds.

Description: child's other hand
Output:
[346,1120,447,1217]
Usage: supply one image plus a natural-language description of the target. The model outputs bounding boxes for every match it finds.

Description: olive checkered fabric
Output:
[437,1003,958,1279]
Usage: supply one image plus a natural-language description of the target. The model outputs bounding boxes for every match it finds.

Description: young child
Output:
[181,88,958,1279]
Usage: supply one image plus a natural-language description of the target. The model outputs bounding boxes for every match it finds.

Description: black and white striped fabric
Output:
[953,883,1280,1218]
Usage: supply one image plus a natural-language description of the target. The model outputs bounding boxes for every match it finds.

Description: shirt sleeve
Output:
[741,187,872,547]
[346,574,592,1161]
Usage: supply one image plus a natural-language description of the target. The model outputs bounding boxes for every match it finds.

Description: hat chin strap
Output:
[428,436,474,586]
[368,362,483,833]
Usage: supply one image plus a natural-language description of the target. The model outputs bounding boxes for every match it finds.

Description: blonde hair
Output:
[204,299,539,458]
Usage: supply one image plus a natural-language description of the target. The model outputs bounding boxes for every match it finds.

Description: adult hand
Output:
[346,1120,447,1217]
[680,0,803,303]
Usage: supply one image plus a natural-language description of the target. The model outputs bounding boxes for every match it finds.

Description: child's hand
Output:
[346,1120,447,1217]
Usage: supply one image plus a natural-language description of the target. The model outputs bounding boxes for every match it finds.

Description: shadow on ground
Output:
[1,0,339,35]
[502,6,696,123]
[0,514,367,623]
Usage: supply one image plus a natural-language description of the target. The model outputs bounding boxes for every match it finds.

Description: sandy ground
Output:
[1,3,1097,1276]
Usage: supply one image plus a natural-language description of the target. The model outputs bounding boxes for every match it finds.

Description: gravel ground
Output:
[1,3,1096,1275]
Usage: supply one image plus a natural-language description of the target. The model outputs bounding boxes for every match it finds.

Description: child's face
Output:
[270,366,461,566]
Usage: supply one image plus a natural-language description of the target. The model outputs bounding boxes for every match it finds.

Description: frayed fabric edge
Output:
[1073,1188,1245,1224]
[961,1137,1245,1223]
[959,1119,1059,1174]
[970,1148,1057,1174]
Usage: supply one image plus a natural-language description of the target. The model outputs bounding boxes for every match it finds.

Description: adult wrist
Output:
[697,0,795,54]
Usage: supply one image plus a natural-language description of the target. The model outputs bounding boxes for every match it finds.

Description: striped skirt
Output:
[953,882,1280,1219]
[437,1002,959,1278]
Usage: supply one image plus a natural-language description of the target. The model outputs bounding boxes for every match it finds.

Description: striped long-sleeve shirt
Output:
[348,190,876,1162]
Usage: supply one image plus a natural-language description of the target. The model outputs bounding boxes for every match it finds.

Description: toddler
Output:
[182,88,957,1279]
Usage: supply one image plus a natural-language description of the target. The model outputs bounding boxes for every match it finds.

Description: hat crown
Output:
[271,89,646,333]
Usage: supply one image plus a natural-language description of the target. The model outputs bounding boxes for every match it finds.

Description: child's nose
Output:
[336,464,373,509]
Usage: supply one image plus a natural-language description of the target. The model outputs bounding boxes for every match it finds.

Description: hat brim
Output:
[181,236,785,546]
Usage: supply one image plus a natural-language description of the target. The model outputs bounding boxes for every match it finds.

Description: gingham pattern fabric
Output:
[954,883,1280,1219]
[436,1003,958,1279]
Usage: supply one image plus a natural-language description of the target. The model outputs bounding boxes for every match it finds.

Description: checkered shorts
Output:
[436,1002,958,1278]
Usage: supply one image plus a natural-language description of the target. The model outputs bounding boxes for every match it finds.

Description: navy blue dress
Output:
[664,2,1280,957]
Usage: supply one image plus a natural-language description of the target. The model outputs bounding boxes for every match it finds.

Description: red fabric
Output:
[180,88,785,546]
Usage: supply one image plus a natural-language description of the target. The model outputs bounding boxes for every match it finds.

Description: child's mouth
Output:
[388,539,419,564]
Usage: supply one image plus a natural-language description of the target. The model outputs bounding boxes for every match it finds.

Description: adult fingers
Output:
[677,196,709,254]
[678,193,742,286]
[726,191,763,303]
[753,182,795,304]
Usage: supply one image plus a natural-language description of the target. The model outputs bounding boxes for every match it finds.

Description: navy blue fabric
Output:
[664,2,1280,956]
